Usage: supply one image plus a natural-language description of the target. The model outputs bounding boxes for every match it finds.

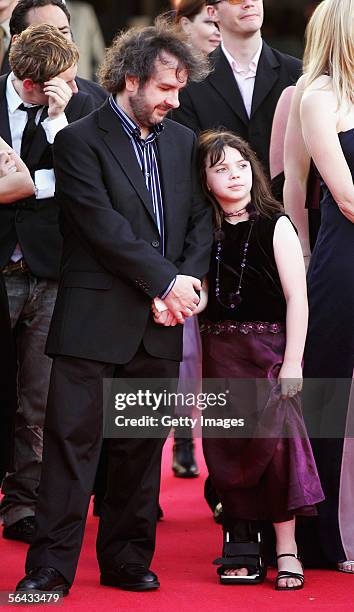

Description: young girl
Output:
[195,130,324,590]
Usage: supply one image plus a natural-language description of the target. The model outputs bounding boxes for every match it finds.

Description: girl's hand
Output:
[278,362,303,399]
[153,309,179,327]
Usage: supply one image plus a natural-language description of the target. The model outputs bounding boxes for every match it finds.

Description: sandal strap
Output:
[276,553,300,560]
[224,542,261,556]
[276,570,304,583]
[213,555,260,567]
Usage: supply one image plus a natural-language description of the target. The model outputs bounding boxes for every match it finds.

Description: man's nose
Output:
[165,90,180,109]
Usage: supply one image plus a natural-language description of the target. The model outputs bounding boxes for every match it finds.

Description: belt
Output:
[2,259,30,275]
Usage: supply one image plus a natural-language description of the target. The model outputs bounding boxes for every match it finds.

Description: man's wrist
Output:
[159,276,176,299]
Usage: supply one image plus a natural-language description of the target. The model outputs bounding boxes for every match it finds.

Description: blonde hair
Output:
[303,0,354,106]
[10,23,79,83]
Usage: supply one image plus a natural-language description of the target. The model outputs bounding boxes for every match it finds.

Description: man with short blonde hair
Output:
[0,23,94,545]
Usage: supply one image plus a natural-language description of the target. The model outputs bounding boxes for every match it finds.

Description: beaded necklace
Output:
[215,216,255,310]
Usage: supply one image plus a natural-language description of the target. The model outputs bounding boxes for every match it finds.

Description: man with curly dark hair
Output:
[16,22,212,596]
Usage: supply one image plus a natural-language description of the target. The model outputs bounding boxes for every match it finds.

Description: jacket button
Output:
[151,240,160,248]
[15,211,23,223]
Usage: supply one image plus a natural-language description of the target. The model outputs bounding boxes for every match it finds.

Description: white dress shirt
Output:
[221,40,263,118]
[6,73,68,260]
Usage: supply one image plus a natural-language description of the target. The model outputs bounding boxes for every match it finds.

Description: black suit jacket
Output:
[0,73,95,279]
[75,76,107,108]
[173,43,302,175]
[46,100,212,363]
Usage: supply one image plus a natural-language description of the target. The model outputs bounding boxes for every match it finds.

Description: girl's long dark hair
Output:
[198,130,283,228]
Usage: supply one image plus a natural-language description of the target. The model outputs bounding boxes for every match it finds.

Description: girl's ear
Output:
[207,184,211,192]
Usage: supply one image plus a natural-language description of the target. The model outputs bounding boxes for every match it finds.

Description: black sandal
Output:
[213,526,267,585]
[275,553,304,591]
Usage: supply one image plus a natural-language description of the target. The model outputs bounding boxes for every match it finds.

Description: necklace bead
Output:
[214,220,255,310]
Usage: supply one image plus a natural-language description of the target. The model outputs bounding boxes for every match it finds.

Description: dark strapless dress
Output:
[303,128,354,564]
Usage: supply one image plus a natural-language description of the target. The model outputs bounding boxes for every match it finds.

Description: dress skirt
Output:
[201,322,324,523]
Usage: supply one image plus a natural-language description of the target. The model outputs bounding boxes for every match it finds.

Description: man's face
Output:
[213,0,264,36]
[128,53,188,129]
[23,63,78,105]
[25,5,71,39]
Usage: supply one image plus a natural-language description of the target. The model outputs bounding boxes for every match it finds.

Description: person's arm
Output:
[283,76,312,260]
[273,216,308,398]
[0,139,35,203]
[300,82,354,223]
[269,86,295,180]
[193,277,209,314]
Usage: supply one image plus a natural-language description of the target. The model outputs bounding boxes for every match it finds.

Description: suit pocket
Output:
[62,271,113,290]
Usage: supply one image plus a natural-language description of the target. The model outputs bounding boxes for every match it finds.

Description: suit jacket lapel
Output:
[251,42,280,118]
[0,75,12,146]
[208,48,249,127]
[98,101,156,225]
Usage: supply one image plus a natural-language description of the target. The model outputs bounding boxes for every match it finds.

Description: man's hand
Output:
[44,77,78,119]
[162,274,201,322]
[0,151,17,177]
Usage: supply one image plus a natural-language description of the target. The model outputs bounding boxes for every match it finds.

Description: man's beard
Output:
[129,90,166,129]
[129,91,155,128]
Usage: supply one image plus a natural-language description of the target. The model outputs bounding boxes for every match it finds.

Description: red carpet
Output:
[0,439,352,611]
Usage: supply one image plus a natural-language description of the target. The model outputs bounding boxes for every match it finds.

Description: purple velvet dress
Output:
[201,214,324,523]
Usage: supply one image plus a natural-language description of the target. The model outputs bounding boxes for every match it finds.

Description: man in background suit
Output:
[173,0,302,177]
[2,0,107,107]
[0,23,95,543]
[17,22,212,595]
[0,1,17,73]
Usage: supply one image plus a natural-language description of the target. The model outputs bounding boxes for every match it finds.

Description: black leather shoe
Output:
[172,438,200,478]
[100,563,160,591]
[3,516,36,544]
[16,568,70,596]
[157,504,164,521]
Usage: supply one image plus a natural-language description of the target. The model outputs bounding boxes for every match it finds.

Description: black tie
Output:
[18,103,42,162]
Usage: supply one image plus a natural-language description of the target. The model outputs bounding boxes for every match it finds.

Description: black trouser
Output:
[0,272,17,480]
[26,346,179,585]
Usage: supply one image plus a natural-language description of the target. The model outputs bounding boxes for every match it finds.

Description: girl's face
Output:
[180,7,221,55]
[206,145,253,212]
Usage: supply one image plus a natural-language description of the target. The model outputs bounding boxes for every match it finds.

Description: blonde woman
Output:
[299,0,354,573]
[0,137,34,202]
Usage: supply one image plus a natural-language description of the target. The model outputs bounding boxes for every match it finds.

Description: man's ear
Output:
[11,34,18,44]
[125,74,139,94]
[22,78,36,93]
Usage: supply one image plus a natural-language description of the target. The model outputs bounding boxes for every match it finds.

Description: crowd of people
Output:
[0,0,353,599]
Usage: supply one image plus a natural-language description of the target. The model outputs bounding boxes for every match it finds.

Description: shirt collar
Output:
[222,40,263,77]
[6,72,24,114]
[109,95,164,142]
